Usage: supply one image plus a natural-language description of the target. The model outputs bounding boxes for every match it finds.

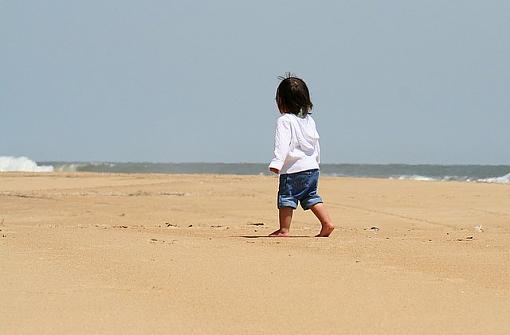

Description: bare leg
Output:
[269,207,293,237]
[310,203,335,237]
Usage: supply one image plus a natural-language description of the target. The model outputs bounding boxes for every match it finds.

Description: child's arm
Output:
[316,140,320,165]
[269,117,291,174]
[313,119,320,165]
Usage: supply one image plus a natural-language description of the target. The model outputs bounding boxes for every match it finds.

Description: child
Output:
[269,74,335,237]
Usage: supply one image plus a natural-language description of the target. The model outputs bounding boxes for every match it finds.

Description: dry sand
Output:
[1,172,509,334]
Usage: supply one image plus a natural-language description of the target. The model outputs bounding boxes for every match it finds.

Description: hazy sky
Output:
[1,1,509,164]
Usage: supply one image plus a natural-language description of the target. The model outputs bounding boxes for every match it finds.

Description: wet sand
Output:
[1,173,509,334]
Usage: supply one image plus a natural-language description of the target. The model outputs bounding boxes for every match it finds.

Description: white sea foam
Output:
[478,173,510,184]
[54,163,81,172]
[395,175,436,181]
[0,156,54,172]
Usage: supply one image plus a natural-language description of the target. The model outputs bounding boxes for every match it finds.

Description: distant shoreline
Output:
[1,157,509,183]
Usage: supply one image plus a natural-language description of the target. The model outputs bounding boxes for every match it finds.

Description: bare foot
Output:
[315,223,335,237]
[269,229,289,237]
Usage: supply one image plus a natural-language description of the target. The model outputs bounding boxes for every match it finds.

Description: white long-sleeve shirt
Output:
[269,113,320,174]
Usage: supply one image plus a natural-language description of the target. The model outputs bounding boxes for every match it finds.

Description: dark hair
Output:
[275,73,313,116]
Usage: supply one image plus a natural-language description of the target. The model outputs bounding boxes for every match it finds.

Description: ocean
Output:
[1,157,509,184]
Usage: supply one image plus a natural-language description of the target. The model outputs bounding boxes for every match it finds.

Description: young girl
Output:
[269,75,335,237]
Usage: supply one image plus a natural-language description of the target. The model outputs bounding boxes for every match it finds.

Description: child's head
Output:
[275,74,313,117]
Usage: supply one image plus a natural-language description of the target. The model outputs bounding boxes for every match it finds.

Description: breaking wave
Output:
[478,173,510,184]
[0,156,54,172]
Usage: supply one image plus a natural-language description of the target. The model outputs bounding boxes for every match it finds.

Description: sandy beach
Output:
[1,172,509,334]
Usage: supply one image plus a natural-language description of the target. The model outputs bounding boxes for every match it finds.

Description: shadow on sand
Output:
[237,235,312,239]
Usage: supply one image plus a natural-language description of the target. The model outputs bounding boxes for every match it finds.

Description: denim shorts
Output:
[278,169,323,210]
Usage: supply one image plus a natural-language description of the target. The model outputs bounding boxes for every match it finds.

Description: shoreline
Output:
[2,170,510,183]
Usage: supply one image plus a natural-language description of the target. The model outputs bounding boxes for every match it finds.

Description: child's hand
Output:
[270,167,280,174]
